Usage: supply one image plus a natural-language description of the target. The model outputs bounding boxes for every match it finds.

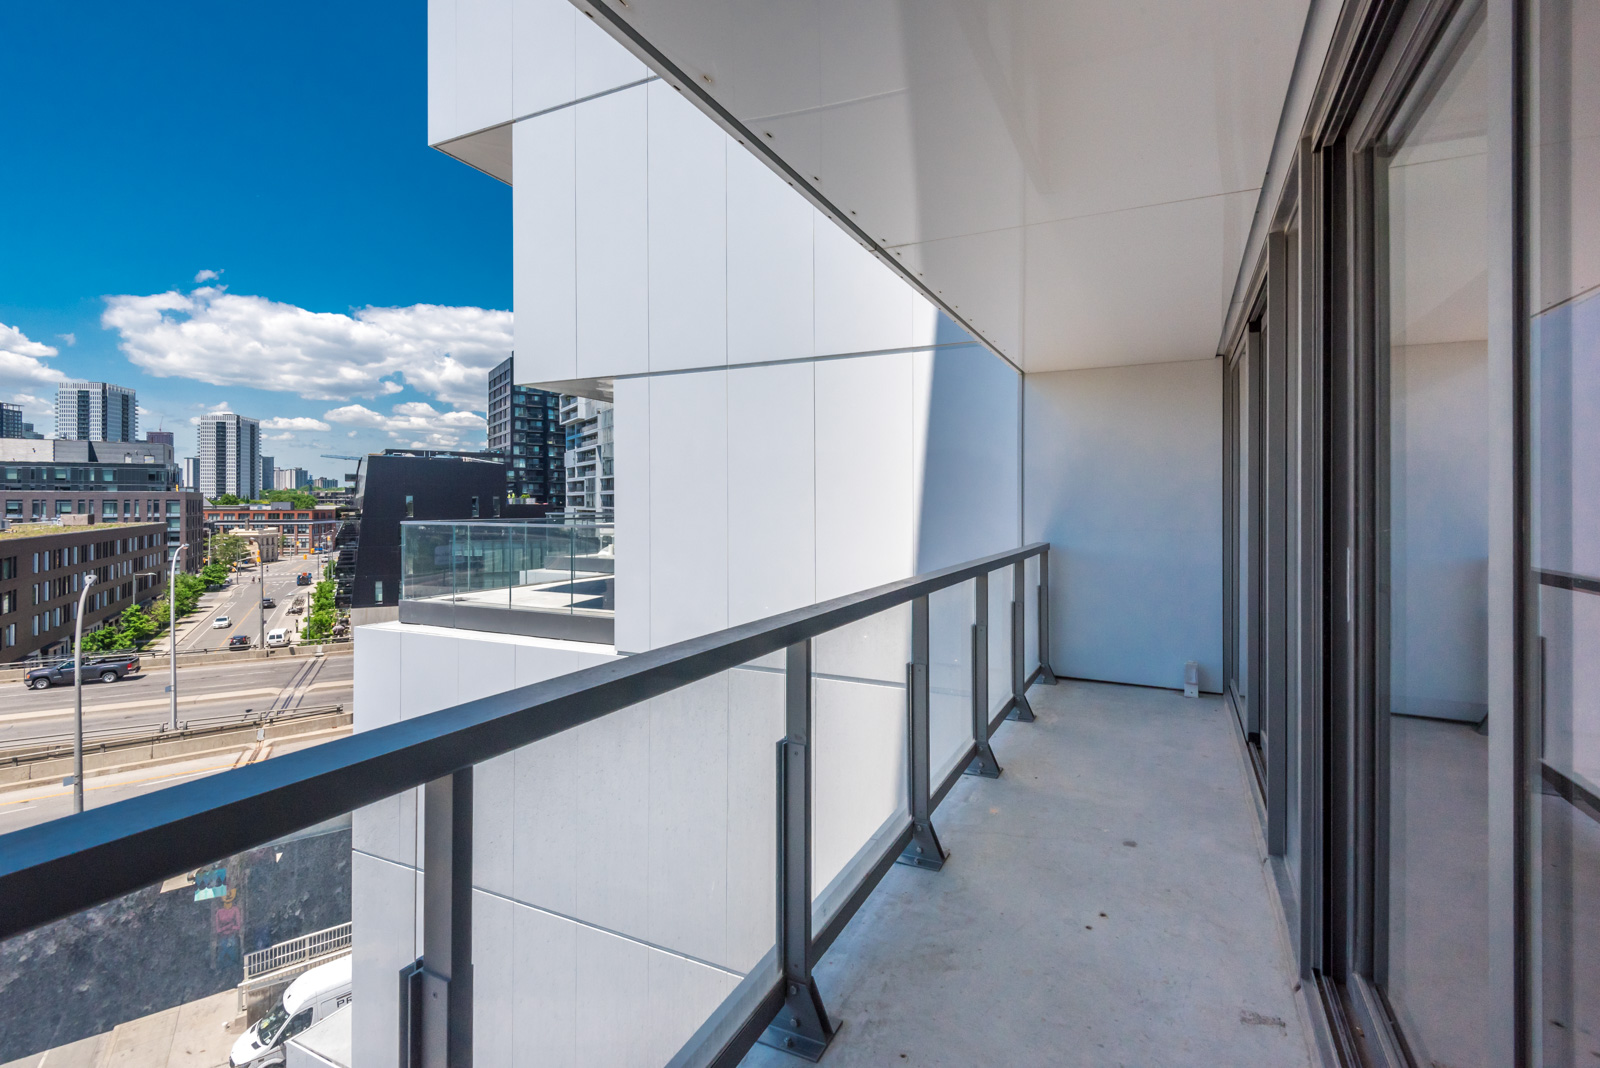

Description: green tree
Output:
[201,562,230,586]
[209,532,248,568]
[80,625,125,653]
[117,604,159,646]
[262,489,318,510]
[301,579,339,641]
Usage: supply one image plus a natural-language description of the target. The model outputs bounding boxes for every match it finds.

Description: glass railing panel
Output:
[986,566,1011,718]
[811,603,912,932]
[929,578,976,787]
[0,809,355,1067]
[470,658,781,1065]
[399,522,456,602]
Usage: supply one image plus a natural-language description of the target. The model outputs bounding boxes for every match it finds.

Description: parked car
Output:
[229,955,351,1068]
[212,615,231,629]
[266,628,289,648]
[228,635,252,650]
[24,656,141,689]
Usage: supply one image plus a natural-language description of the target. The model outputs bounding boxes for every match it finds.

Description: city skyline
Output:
[0,1,512,475]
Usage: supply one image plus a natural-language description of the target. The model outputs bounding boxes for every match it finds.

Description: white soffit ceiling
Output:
[580,0,1309,373]
[437,123,514,184]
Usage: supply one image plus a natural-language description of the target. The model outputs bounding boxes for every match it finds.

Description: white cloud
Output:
[0,323,62,427]
[264,431,296,441]
[194,269,220,283]
[57,332,76,347]
[325,400,487,449]
[261,416,331,432]
[102,285,511,408]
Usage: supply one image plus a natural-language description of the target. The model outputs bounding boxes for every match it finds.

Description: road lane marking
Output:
[0,680,351,723]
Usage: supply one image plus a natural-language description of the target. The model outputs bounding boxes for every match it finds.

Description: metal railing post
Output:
[759,640,836,1060]
[401,768,473,1068]
[899,595,947,869]
[1037,549,1059,684]
[966,572,1002,778]
[1008,563,1037,722]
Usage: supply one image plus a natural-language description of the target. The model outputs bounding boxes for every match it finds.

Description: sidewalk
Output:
[0,990,243,1068]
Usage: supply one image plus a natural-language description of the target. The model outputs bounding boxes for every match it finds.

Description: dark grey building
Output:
[0,439,204,572]
[348,450,517,615]
[1,403,42,440]
[487,357,564,505]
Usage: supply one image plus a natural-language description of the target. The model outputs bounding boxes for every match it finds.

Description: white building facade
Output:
[54,380,137,442]
[340,0,1599,1065]
[197,412,262,500]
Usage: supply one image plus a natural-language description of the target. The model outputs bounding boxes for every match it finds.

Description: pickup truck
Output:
[24,656,141,689]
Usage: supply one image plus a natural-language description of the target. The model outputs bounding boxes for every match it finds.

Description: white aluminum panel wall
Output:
[647,371,728,647]
[511,0,575,118]
[612,375,650,653]
[725,145,814,366]
[513,112,577,381]
[1024,359,1224,692]
[471,894,741,1068]
[513,69,965,387]
[647,80,728,373]
[726,362,816,626]
[431,0,649,147]
[575,86,649,379]
[349,623,620,1068]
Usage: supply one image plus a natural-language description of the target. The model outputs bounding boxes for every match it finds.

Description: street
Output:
[176,555,329,653]
[0,653,352,746]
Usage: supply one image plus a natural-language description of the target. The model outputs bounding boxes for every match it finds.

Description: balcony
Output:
[397,520,615,643]
[0,543,1325,1067]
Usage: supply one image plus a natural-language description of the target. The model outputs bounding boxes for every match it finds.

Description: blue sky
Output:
[0,1,511,478]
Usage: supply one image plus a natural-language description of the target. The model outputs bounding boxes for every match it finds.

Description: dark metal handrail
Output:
[0,541,1049,938]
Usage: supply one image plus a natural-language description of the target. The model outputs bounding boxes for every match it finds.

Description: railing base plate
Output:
[895,820,947,870]
[1008,694,1037,722]
[757,978,838,1061]
[964,746,1002,778]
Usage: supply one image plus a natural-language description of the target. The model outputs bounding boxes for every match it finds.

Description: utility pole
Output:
[72,574,97,815]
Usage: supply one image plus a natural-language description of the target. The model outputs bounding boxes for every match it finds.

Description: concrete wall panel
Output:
[1024,359,1223,692]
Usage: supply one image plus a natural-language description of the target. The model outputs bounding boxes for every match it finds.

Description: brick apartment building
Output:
[204,503,340,555]
[0,520,168,662]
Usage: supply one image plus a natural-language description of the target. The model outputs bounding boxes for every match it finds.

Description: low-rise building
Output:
[0,519,168,662]
[232,528,282,565]
[205,503,340,555]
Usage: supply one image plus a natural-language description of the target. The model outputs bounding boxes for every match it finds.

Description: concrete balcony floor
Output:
[743,679,1314,1068]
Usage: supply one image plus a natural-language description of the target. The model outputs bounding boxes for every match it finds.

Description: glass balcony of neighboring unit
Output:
[399,521,614,642]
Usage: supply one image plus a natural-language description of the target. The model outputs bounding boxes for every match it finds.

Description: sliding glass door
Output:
[1374,10,1491,1064]
[1528,0,1600,1061]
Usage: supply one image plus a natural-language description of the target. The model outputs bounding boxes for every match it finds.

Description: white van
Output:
[229,955,352,1068]
[266,628,289,648]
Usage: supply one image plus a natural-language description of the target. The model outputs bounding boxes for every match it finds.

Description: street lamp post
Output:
[259,551,266,650]
[72,574,97,815]
[168,544,188,730]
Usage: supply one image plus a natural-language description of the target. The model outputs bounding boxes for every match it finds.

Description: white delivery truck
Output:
[229,955,352,1068]
[266,628,289,648]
